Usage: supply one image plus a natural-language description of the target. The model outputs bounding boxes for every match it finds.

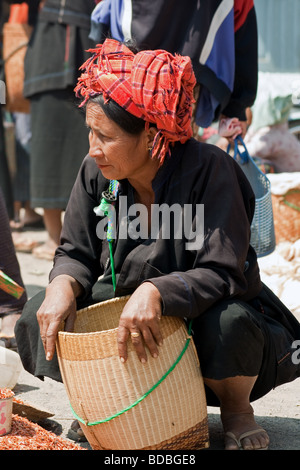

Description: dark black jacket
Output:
[50,139,262,319]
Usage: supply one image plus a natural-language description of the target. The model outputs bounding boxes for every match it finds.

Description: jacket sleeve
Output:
[222,0,258,121]
[148,144,261,319]
[49,155,107,298]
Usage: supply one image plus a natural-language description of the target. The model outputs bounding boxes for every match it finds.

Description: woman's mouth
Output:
[95,162,110,170]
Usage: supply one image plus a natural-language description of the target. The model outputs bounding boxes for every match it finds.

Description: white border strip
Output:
[200,0,234,64]
[122,0,133,40]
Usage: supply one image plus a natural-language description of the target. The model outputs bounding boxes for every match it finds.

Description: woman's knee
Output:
[195,300,264,344]
[192,300,265,379]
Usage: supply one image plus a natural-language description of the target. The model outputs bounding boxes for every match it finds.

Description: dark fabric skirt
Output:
[12,112,31,204]
[29,88,89,209]
[0,108,13,219]
[14,281,300,407]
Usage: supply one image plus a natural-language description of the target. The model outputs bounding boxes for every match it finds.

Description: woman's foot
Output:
[23,213,44,229]
[67,420,87,442]
[10,204,44,231]
[32,239,57,260]
[221,407,269,450]
[31,208,62,260]
[10,218,24,231]
[12,232,41,253]
[0,312,22,350]
[0,312,22,337]
[204,376,270,450]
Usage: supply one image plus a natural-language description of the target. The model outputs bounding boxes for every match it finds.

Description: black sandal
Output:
[67,420,87,442]
[0,336,18,352]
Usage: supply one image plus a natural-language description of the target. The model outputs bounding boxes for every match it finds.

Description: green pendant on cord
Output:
[94,180,119,291]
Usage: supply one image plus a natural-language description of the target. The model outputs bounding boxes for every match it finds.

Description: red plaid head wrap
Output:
[75,39,196,163]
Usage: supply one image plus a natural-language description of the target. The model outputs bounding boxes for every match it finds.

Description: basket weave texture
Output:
[249,171,275,257]
[272,190,300,243]
[231,138,275,257]
[3,23,32,113]
[56,296,209,450]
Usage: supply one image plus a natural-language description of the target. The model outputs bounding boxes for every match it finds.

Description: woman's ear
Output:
[146,125,158,151]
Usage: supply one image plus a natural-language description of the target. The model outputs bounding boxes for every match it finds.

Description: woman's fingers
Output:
[117,325,150,364]
[39,318,61,361]
[117,325,130,363]
[130,329,148,363]
[39,308,76,361]
[117,314,163,364]
[117,324,162,364]
[141,324,162,358]
[37,277,79,361]
[117,282,163,363]
[37,303,63,361]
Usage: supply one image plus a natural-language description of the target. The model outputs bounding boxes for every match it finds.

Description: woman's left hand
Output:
[117,282,163,363]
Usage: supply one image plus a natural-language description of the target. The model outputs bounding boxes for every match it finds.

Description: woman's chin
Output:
[96,164,116,179]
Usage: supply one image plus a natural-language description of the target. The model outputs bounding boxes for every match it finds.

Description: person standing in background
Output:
[0,1,14,219]
[0,187,27,350]
[21,0,95,260]
[89,0,258,142]
[3,1,43,232]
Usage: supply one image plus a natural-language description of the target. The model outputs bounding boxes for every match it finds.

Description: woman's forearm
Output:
[47,274,84,299]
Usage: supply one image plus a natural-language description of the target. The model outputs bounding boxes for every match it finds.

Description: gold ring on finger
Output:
[131,332,140,338]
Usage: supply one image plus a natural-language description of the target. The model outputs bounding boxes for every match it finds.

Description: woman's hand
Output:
[36,275,83,361]
[218,114,249,145]
[117,282,163,364]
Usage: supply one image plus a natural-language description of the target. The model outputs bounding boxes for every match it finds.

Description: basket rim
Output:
[76,295,130,314]
[58,326,118,338]
[58,295,130,338]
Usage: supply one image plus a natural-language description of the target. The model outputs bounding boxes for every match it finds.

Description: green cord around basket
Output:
[69,320,193,426]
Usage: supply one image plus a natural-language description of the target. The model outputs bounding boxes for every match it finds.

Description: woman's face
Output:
[86,101,156,182]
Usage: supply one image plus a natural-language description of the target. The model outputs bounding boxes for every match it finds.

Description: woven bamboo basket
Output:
[56,296,209,450]
[272,190,300,243]
[3,23,32,113]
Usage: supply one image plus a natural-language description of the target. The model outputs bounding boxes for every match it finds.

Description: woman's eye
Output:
[86,124,93,134]
[87,126,108,141]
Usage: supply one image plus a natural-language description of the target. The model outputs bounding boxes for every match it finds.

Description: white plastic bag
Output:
[0,346,23,389]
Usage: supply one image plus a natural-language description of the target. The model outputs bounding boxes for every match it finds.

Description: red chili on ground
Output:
[0,415,86,450]
[0,389,85,450]
[0,388,14,400]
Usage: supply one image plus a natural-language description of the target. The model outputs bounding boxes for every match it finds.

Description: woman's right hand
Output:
[36,275,83,361]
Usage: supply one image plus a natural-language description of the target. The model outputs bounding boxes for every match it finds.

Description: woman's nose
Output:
[89,133,103,158]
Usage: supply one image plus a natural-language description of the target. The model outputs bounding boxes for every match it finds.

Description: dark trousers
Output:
[0,108,13,219]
